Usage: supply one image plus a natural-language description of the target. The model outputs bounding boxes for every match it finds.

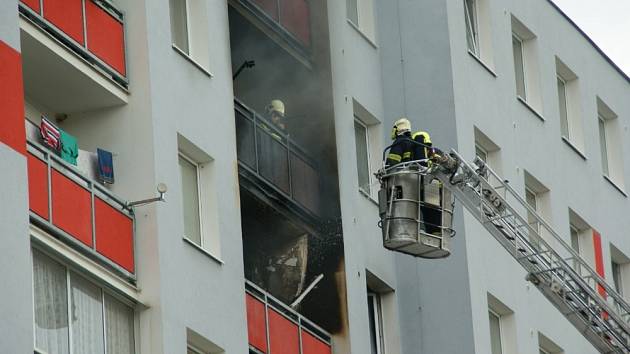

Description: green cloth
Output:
[60,130,78,165]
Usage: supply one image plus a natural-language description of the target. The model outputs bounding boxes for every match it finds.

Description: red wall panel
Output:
[95,197,134,272]
[85,0,126,76]
[27,153,49,219]
[21,0,41,13]
[279,0,311,46]
[246,294,268,353]
[593,230,606,297]
[43,0,85,45]
[0,41,26,156]
[52,170,92,246]
[268,309,299,354]
[253,0,279,20]
[301,331,331,354]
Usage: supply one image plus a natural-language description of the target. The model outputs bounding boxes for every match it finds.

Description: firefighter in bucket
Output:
[377,119,455,259]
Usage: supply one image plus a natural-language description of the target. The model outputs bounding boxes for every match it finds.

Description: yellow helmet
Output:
[266,99,285,117]
[391,117,411,139]
[412,131,432,145]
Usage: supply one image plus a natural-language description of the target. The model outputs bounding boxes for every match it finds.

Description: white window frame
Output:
[612,260,624,296]
[464,0,479,55]
[475,143,488,163]
[598,114,610,177]
[367,292,385,354]
[188,344,207,354]
[354,118,372,195]
[170,0,191,54]
[557,75,570,139]
[179,152,204,248]
[32,249,136,354]
[512,33,527,100]
[539,348,550,354]
[488,309,504,354]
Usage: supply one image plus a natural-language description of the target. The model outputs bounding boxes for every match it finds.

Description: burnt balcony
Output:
[26,125,135,282]
[245,281,332,354]
[235,99,321,220]
[234,0,311,58]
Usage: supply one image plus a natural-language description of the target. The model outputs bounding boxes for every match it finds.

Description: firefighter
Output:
[266,99,287,132]
[386,118,414,167]
[411,130,442,236]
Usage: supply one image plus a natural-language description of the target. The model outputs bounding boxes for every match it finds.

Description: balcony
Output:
[19,0,128,114]
[26,130,135,282]
[246,281,332,354]
[236,0,311,57]
[235,99,321,219]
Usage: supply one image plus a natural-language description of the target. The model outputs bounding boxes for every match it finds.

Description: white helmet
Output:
[394,117,411,134]
[266,99,285,117]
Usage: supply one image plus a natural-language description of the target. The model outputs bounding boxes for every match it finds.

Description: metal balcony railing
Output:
[27,136,136,282]
[19,0,128,87]
[245,280,332,354]
[235,99,321,216]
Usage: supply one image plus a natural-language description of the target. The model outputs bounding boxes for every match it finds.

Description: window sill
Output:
[561,136,587,161]
[603,175,627,197]
[467,50,497,77]
[172,44,213,78]
[359,188,379,206]
[517,96,545,122]
[183,237,224,265]
[347,19,378,49]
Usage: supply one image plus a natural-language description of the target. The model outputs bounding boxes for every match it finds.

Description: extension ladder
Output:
[429,149,630,353]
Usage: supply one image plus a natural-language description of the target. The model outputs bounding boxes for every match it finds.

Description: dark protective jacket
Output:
[412,131,432,161]
[386,132,414,167]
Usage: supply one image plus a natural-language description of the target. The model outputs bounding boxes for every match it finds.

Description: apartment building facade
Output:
[0,0,628,353]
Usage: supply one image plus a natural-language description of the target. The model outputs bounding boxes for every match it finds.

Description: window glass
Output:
[570,226,580,253]
[180,154,202,245]
[599,116,609,176]
[512,35,526,99]
[525,188,539,247]
[347,0,359,25]
[488,311,502,354]
[33,249,70,354]
[105,294,135,354]
[170,0,189,53]
[354,120,370,193]
[464,0,478,54]
[367,293,383,354]
[557,77,569,138]
[475,144,487,162]
[612,261,623,295]
[71,274,105,354]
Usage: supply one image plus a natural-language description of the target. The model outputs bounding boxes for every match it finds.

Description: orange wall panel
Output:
[52,170,92,246]
[0,41,26,156]
[21,0,41,13]
[95,197,134,272]
[246,294,268,353]
[279,0,311,46]
[593,230,606,297]
[85,0,126,76]
[43,0,85,45]
[27,153,49,219]
[268,309,299,354]
[301,331,331,354]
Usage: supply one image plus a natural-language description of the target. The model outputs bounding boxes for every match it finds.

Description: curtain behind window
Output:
[105,294,135,354]
[71,274,105,354]
[33,249,70,354]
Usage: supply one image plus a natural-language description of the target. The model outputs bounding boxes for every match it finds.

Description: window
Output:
[347,0,376,42]
[488,310,503,354]
[188,345,206,354]
[597,98,624,189]
[178,135,221,258]
[367,292,384,354]
[180,153,202,246]
[33,249,135,354]
[570,225,580,254]
[187,327,223,354]
[475,143,488,162]
[355,119,370,193]
[610,244,630,297]
[512,34,526,100]
[538,332,564,354]
[169,0,210,71]
[556,58,583,152]
[353,100,382,199]
[525,187,539,247]
[524,171,550,248]
[464,0,479,54]
[511,16,542,113]
[613,261,623,295]
[568,209,594,274]
[557,76,569,138]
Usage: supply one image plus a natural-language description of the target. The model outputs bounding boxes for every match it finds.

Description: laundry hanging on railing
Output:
[97,148,114,184]
[39,116,60,152]
[59,129,78,166]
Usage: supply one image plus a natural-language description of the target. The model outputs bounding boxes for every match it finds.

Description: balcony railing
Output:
[235,99,321,217]
[27,138,135,282]
[246,281,332,354]
[19,0,128,87]
[239,0,311,53]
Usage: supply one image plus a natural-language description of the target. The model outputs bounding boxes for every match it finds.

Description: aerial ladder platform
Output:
[376,148,630,353]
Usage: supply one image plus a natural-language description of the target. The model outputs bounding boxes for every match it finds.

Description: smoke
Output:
[229,1,348,334]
